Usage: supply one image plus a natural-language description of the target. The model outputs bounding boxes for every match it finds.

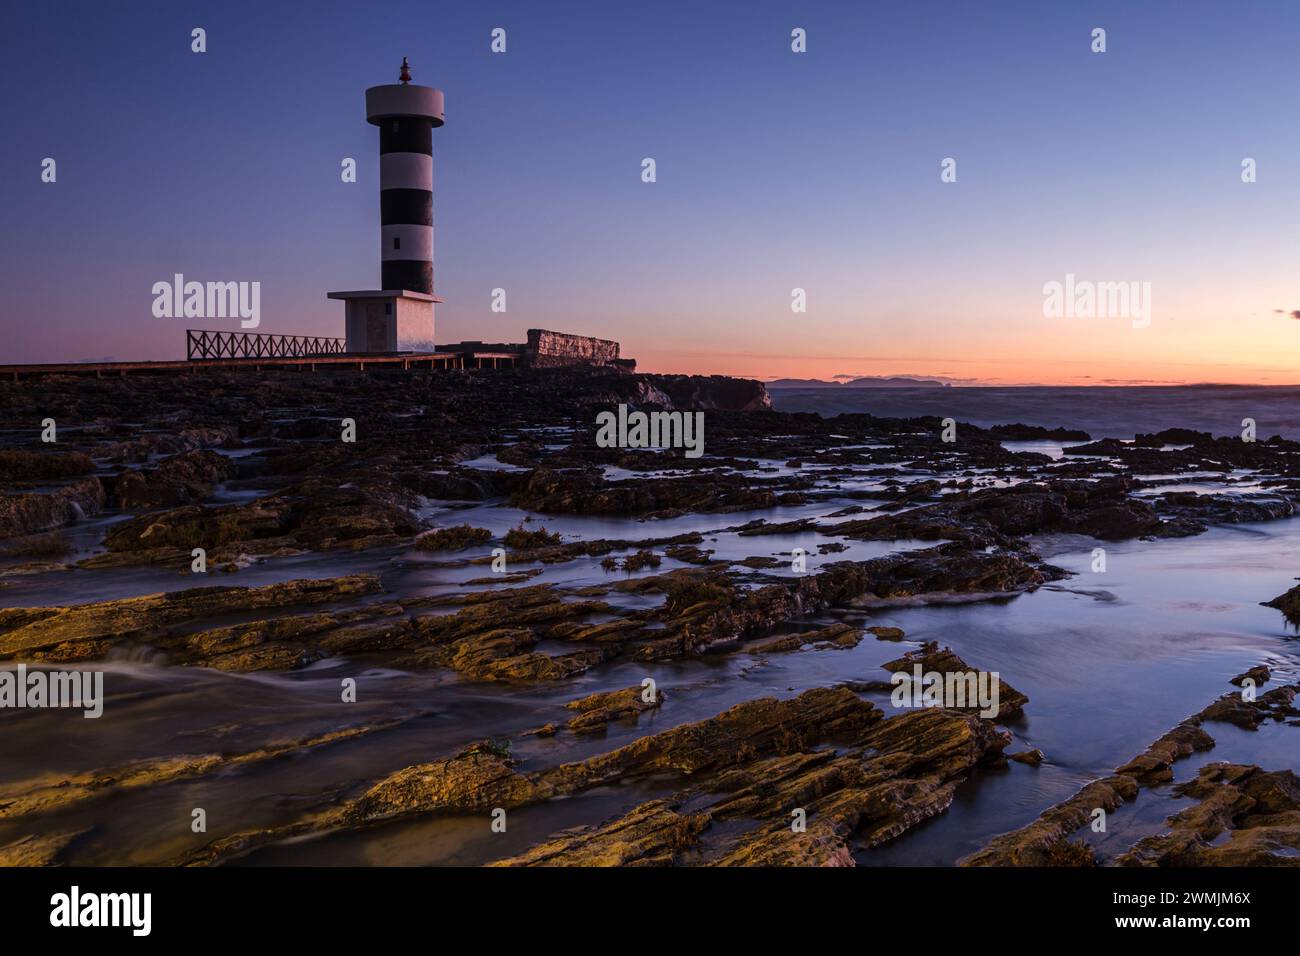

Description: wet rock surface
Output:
[881,642,1029,719]
[2,366,1299,866]
[178,686,1013,867]
[962,683,1300,866]
[1115,764,1300,866]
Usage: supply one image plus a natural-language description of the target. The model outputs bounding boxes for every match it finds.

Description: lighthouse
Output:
[329,58,444,353]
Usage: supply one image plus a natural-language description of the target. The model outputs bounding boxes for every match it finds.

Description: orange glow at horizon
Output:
[614,290,1300,387]
[629,343,1300,387]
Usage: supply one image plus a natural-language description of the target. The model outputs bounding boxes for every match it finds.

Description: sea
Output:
[769,385,1300,439]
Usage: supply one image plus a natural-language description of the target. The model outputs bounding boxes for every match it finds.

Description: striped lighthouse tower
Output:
[329,58,444,353]
[371,57,442,295]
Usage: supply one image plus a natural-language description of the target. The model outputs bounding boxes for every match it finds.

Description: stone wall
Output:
[525,329,620,367]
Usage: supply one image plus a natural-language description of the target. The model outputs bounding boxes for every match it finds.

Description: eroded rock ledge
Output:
[175,686,1013,867]
[961,682,1300,867]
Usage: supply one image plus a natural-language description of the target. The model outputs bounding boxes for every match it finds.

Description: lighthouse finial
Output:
[399,57,411,84]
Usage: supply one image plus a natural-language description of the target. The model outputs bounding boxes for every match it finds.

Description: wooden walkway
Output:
[0,352,520,381]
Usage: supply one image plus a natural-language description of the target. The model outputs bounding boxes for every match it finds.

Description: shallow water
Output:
[4,460,1298,865]
[7,381,1300,869]
[862,520,1300,864]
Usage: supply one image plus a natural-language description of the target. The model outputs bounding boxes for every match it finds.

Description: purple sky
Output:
[3,0,1299,383]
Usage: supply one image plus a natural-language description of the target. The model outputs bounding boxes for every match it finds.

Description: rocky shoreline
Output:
[1,365,1298,866]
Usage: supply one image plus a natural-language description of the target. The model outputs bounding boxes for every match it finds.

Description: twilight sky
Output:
[2,0,1299,384]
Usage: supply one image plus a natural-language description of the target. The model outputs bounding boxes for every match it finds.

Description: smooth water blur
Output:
[5,386,1300,865]
[4,500,1296,865]
[862,520,1300,864]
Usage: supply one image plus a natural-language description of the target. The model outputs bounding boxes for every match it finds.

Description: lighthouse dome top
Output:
[365,59,444,126]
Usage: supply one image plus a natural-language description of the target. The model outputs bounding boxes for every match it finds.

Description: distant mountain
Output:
[766,376,949,389]
[765,378,841,388]
[842,376,948,388]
